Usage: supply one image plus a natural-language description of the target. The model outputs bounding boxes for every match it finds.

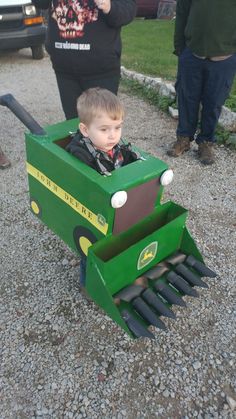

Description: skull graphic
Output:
[52,0,98,39]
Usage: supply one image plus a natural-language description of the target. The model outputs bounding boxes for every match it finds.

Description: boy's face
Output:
[79,112,123,152]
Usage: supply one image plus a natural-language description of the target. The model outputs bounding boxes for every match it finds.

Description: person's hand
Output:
[94,0,111,14]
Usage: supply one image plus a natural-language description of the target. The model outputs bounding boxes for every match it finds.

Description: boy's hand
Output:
[94,0,111,14]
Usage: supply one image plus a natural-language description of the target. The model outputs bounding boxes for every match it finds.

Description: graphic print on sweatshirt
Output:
[52,0,98,40]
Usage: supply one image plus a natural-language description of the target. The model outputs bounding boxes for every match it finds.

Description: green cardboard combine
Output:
[0,94,217,339]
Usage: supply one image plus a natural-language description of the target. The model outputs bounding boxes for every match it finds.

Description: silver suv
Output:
[0,0,46,59]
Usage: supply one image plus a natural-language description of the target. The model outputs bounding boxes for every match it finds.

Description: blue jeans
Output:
[176,48,236,143]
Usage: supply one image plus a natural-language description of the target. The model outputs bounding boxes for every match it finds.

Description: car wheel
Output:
[31,45,44,60]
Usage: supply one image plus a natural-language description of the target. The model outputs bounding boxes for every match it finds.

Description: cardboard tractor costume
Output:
[0,94,217,339]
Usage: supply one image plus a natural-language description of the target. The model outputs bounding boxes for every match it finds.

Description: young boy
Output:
[66,87,138,176]
[66,87,139,290]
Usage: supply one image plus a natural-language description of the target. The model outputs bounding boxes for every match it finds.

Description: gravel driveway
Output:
[1,49,236,419]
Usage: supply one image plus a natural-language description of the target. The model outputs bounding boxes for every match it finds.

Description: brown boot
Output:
[167,136,191,157]
[0,147,11,169]
[198,141,215,165]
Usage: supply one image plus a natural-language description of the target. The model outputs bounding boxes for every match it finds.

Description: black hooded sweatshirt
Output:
[33,0,136,78]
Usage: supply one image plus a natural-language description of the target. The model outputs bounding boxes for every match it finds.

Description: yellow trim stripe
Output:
[26,162,108,235]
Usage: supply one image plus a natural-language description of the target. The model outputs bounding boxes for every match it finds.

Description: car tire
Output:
[31,45,44,60]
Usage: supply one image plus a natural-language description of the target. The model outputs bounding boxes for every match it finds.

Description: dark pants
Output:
[55,72,120,120]
[79,255,87,287]
[176,48,236,143]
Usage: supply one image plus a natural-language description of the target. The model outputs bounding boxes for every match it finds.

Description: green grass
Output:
[120,78,174,111]
[122,19,177,80]
[225,94,236,112]
[121,18,236,99]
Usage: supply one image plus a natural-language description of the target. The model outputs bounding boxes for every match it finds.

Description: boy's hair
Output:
[77,87,124,126]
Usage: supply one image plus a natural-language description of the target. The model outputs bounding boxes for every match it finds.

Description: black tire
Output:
[31,45,44,60]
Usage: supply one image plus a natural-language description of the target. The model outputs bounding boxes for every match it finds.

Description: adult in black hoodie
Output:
[33,0,137,119]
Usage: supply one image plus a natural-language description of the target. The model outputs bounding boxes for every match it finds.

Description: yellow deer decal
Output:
[141,250,154,262]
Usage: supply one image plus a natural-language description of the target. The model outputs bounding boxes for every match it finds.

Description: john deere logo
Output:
[137,241,158,270]
[97,214,106,226]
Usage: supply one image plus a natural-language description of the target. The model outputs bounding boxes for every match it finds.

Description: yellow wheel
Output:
[73,226,97,257]
[30,198,42,217]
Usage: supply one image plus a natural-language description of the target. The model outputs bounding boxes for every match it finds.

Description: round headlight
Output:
[160,169,174,186]
[111,191,127,208]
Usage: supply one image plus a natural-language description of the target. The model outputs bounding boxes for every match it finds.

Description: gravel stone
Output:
[226,396,236,411]
[163,390,170,398]
[193,361,201,370]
